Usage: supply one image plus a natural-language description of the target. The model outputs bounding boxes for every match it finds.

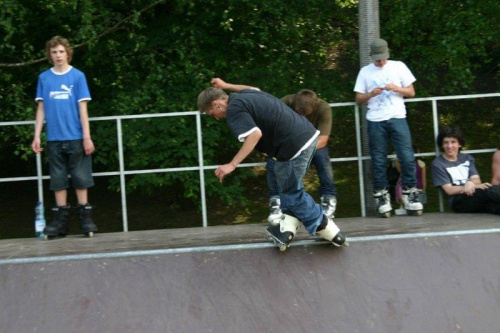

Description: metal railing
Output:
[1,93,499,231]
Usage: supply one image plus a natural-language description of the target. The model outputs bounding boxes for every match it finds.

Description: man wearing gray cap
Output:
[353,38,423,217]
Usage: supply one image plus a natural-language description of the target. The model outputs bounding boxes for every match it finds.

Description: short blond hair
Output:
[45,36,73,64]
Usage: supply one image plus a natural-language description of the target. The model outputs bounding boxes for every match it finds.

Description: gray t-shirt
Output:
[431,153,479,204]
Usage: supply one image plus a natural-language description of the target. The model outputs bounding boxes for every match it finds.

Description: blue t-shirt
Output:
[35,66,91,141]
[226,89,318,161]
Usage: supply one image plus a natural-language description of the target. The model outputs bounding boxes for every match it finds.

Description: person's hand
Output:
[463,180,476,196]
[83,138,95,156]
[384,83,400,93]
[463,180,492,196]
[370,87,384,97]
[477,182,492,190]
[215,163,236,183]
[211,78,228,89]
[31,137,43,153]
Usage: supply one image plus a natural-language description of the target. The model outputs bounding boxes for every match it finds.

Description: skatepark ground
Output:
[1,212,499,333]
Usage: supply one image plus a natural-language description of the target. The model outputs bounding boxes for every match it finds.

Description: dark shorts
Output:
[47,140,94,191]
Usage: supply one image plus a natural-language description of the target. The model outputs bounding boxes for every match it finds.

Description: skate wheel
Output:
[408,210,423,216]
[343,240,350,247]
[86,232,94,238]
[43,234,49,240]
[279,244,288,252]
[380,212,391,218]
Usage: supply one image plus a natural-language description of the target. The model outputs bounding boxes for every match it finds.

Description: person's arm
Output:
[78,101,95,155]
[315,100,332,150]
[421,165,427,192]
[31,101,45,153]
[394,159,402,174]
[355,89,383,104]
[384,83,415,98]
[440,175,491,197]
[215,129,263,183]
[316,135,329,150]
[211,78,258,92]
[491,150,500,185]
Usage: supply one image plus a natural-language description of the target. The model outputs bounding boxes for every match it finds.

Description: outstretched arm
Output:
[211,78,258,92]
[215,129,263,183]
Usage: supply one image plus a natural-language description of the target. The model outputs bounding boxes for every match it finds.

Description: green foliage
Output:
[0,0,499,213]
[381,0,500,96]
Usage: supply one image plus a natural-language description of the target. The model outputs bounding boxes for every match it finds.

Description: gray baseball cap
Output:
[370,38,390,61]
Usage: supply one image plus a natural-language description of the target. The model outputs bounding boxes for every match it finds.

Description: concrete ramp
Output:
[1,214,499,332]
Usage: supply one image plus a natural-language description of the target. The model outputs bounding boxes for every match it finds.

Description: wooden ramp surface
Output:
[1,213,499,333]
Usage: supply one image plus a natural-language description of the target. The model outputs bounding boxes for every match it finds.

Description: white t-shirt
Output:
[354,60,416,122]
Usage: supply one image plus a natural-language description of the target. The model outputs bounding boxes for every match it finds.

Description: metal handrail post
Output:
[36,153,44,203]
[354,104,366,217]
[431,99,444,212]
[196,113,208,227]
[117,119,129,232]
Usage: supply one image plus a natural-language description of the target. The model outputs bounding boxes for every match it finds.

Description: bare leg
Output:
[75,188,88,205]
[55,189,68,206]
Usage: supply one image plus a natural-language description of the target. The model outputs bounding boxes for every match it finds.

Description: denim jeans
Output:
[267,147,337,197]
[47,140,94,191]
[272,138,324,234]
[368,118,416,191]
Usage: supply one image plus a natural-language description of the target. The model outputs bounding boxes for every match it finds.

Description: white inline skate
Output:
[266,214,301,252]
[316,216,349,247]
[373,189,392,218]
[320,195,337,219]
[267,196,283,226]
[402,186,424,216]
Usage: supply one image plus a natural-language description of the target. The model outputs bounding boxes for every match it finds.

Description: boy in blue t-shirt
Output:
[31,36,97,238]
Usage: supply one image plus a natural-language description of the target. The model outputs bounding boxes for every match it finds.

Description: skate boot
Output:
[402,187,424,216]
[43,205,70,239]
[267,196,283,226]
[316,215,349,247]
[373,188,392,218]
[266,214,301,252]
[78,203,98,237]
[320,195,337,218]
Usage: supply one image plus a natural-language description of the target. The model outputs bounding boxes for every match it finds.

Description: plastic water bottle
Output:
[35,201,46,239]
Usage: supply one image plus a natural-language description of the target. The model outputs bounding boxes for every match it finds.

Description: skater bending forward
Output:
[31,36,98,238]
[431,127,500,215]
[197,78,348,250]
